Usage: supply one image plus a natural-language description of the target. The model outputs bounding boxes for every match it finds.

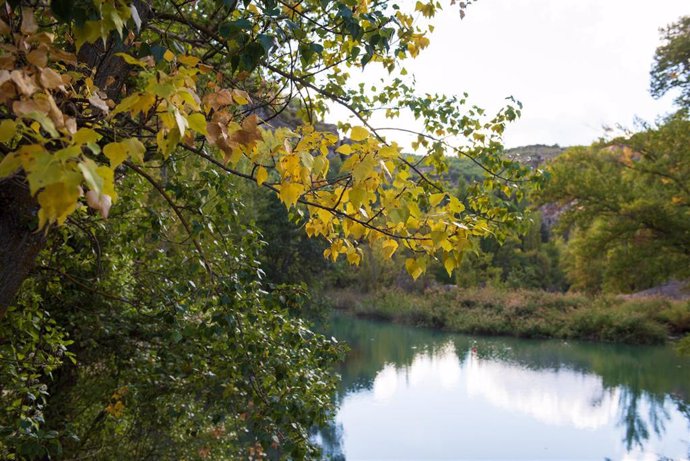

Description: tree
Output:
[538,115,690,293]
[650,15,690,109]
[1,169,343,459]
[0,0,535,309]
[0,0,538,457]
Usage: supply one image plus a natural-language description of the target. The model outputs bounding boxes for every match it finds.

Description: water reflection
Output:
[317,314,690,460]
[465,350,619,430]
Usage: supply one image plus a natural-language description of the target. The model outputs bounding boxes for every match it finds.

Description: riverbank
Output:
[327,287,690,345]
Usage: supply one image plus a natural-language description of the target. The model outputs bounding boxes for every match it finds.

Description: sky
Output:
[331,0,688,148]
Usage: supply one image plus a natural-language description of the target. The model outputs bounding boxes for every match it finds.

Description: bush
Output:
[327,287,685,345]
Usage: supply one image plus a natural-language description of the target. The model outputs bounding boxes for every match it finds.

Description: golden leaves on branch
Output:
[0,14,493,281]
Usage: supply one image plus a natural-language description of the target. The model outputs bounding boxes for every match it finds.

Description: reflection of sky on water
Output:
[332,340,690,461]
[465,350,619,430]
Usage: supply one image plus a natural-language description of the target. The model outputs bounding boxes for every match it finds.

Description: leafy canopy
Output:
[538,115,690,293]
[0,0,537,280]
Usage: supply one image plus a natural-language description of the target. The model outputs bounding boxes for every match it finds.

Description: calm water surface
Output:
[315,314,690,460]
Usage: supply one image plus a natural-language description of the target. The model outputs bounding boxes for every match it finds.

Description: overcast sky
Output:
[331,0,688,148]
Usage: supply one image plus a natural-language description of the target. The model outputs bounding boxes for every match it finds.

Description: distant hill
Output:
[504,144,567,169]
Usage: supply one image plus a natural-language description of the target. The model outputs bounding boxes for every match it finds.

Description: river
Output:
[315,314,690,460]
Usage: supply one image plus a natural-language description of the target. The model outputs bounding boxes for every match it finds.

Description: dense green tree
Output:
[2,157,343,459]
[539,115,690,293]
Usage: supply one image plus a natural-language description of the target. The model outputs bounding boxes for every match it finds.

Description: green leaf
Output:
[0,152,21,178]
[187,113,208,135]
[0,119,17,143]
[79,158,104,195]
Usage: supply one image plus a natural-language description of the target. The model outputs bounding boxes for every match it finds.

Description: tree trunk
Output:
[0,178,45,317]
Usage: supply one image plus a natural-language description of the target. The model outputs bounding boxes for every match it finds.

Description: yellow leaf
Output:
[96,165,117,201]
[352,155,376,182]
[174,109,188,137]
[405,257,424,280]
[443,254,456,277]
[178,55,200,67]
[255,166,268,186]
[20,146,65,195]
[225,147,243,166]
[348,187,367,208]
[72,128,102,145]
[112,93,155,117]
[131,93,156,116]
[163,49,175,62]
[429,192,445,207]
[74,20,103,50]
[115,52,148,68]
[448,195,465,213]
[37,182,80,228]
[379,145,399,158]
[381,239,398,259]
[232,90,250,105]
[103,142,128,168]
[0,119,17,143]
[336,144,352,155]
[187,113,208,135]
[278,183,305,208]
[346,248,361,266]
[121,138,146,163]
[350,126,368,142]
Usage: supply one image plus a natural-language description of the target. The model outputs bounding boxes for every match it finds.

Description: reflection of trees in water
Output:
[318,314,690,458]
[312,419,345,461]
[617,387,670,451]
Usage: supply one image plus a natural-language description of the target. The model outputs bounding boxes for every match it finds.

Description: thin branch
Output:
[124,161,214,278]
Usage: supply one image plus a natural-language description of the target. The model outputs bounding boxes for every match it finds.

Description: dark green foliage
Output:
[539,115,690,293]
[0,161,343,459]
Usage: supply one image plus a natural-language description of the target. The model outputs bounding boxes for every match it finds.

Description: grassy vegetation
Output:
[327,287,690,345]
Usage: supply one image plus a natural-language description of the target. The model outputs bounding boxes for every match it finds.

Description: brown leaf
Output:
[0,55,16,69]
[104,75,116,89]
[85,190,112,219]
[203,89,234,112]
[0,19,10,35]
[65,117,77,134]
[45,93,65,128]
[49,47,77,65]
[230,114,261,147]
[28,32,54,46]
[27,48,48,68]
[140,56,155,67]
[0,81,17,105]
[21,7,38,35]
[10,70,37,96]
[88,94,109,113]
[13,98,43,116]
[0,70,10,86]
[39,68,63,89]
